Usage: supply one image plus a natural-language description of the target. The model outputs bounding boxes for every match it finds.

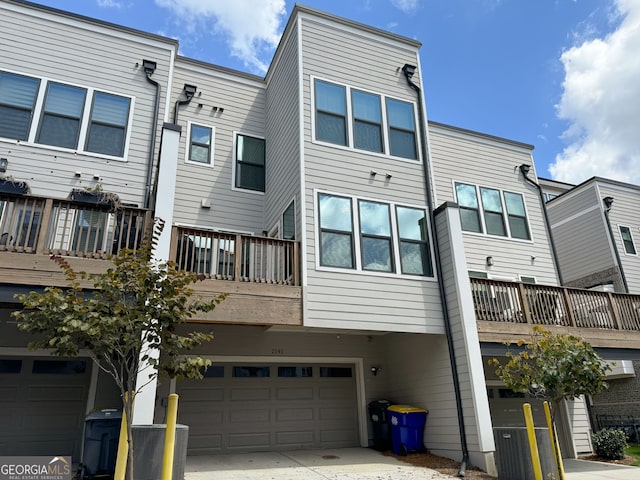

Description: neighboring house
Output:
[545,176,640,440]
[2,1,640,475]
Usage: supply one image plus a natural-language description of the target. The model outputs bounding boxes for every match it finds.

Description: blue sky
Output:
[35,0,640,185]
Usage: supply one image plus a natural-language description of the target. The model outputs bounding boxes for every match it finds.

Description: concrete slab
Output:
[185,448,451,480]
[564,458,640,480]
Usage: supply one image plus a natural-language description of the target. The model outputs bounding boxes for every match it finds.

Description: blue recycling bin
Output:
[387,405,428,455]
[81,409,122,478]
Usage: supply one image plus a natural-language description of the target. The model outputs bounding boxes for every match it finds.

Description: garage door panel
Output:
[275,430,314,446]
[228,432,270,448]
[0,385,18,402]
[276,407,314,422]
[188,434,222,451]
[229,408,270,423]
[180,386,224,402]
[27,384,85,401]
[319,428,358,444]
[276,386,314,400]
[230,387,270,401]
[319,386,354,400]
[319,406,356,421]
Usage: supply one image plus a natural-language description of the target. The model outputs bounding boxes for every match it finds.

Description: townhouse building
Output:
[2,0,640,475]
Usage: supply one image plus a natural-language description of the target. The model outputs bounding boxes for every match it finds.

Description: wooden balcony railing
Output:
[0,194,151,259]
[170,226,300,286]
[470,278,640,332]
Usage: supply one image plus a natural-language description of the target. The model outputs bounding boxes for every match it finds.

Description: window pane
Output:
[0,72,40,140]
[191,125,211,146]
[354,121,382,152]
[32,360,86,374]
[320,367,352,377]
[455,183,478,208]
[352,90,381,123]
[362,237,392,271]
[316,111,346,145]
[283,201,295,240]
[38,82,85,148]
[189,124,212,163]
[190,144,210,163]
[320,231,353,268]
[237,135,265,166]
[480,188,503,213]
[620,226,637,254]
[504,192,525,216]
[92,92,129,125]
[400,241,430,275]
[485,211,506,236]
[359,201,390,236]
[278,366,312,377]
[509,216,530,240]
[86,123,125,156]
[232,366,270,377]
[236,163,265,191]
[315,80,346,115]
[319,194,352,232]
[460,208,482,233]
[397,207,426,241]
[386,99,415,130]
[389,128,416,159]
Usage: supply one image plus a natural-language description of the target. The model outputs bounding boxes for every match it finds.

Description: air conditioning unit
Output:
[493,427,557,480]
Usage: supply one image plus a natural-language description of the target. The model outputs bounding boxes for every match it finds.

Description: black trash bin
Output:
[81,409,122,479]
[368,399,393,451]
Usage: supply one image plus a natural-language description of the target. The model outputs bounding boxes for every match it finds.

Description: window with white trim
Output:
[282,200,295,240]
[313,78,418,160]
[186,123,214,165]
[455,182,531,240]
[234,133,265,192]
[619,226,637,255]
[317,192,432,276]
[0,70,132,159]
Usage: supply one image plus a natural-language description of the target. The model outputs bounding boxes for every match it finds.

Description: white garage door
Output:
[0,356,91,460]
[176,362,359,454]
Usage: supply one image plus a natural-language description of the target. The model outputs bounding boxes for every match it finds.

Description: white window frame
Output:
[310,75,420,163]
[0,69,134,161]
[618,225,637,256]
[231,131,265,195]
[185,121,215,167]
[314,189,434,280]
[453,180,533,242]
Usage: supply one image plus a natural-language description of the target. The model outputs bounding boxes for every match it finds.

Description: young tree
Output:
[13,219,224,480]
[489,325,611,404]
[489,326,611,479]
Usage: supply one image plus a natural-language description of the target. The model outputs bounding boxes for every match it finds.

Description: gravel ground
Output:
[383,451,497,479]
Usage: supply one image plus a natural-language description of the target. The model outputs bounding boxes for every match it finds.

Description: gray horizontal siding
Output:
[171,62,266,233]
[1,3,174,206]
[547,184,614,285]
[429,126,558,284]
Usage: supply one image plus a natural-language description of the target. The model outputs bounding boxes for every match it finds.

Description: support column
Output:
[132,123,181,425]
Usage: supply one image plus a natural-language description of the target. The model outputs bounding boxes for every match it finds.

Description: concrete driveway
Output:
[564,458,640,480]
[185,448,451,479]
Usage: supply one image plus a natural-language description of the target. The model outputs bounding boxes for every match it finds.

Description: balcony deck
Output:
[471,278,640,349]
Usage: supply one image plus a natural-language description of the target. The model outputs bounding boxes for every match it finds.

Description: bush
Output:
[592,429,628,460]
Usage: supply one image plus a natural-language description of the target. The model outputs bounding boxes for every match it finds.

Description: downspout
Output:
[142,60,161,209]
[602,196,630,293]
[401,64,469,478]
[519,165,564,285]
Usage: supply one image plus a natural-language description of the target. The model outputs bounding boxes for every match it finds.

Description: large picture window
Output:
[455,182,531,240]
[317,192,432,277]
[313,77,418,160]
[0,70,132,159]
[0,71,40,141]
[235,134,265,192]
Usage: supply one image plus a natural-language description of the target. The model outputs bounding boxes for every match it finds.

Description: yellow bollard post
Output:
[161,394,179,480]
[544,401,565,480]
[523,403,543,480]
[114,393,133,480]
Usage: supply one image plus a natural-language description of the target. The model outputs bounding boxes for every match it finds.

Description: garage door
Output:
[176,363,359,454]
[0,356,90,460]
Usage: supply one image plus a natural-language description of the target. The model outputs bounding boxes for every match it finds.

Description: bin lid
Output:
[86,409,122,421]
[388,404,428,414]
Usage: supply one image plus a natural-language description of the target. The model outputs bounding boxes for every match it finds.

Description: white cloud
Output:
[155,0,286,74]
[551,0,640,184]
[390,0,419,14]
[97,0,123,8]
